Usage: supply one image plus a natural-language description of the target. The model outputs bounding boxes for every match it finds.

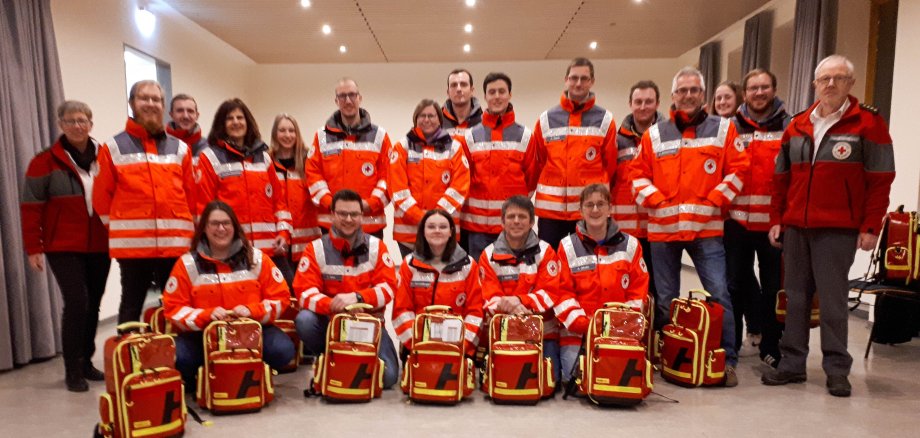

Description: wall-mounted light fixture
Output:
[134,6,156,37]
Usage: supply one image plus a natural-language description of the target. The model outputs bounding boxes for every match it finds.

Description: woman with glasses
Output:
[268,114,320,287]
[198,99,292,274]
[711,80,743,118]
[162,200,295,388]
[552,183,650,386]
[388,99,470,257]
[391,209,482,358]
[21,101,110,392]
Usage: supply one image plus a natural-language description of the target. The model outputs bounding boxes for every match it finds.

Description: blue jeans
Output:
[175,324,296,387]
[467,231,499,262]
[559,344,581,384]
[295,309,399,389]
[650,237,737,366]
[543,339,561,387]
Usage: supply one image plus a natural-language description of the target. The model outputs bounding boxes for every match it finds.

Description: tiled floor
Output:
[3,269,918,437]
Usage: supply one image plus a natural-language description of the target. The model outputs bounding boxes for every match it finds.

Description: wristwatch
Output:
[354,292,364,303]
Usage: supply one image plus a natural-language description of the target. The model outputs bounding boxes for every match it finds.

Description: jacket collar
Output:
[798,95,862,128]
[166,122,203,145]
[442,97,482,126]
[410,245,470,274]
[669,106,708,132]
[619,111,663,139]
[560,92,596,114]
[482,105,517,129]
[575,219,623,250]
[406,126,452,151]
[329,227,368,258]
[216,138,267,159]
[736,97,789,131]
[325,108,373,136]
[196,239,245,263]
[125,117,166,141]
[490,230,541,265]
[51,136,99,173]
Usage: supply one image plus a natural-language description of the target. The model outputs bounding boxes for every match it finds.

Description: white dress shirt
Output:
[809,99,850,163]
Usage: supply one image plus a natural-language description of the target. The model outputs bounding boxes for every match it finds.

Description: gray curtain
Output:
[787,0,838,113]
[741,10,774,75]
[0,0,66,370]
[699,42,721,104]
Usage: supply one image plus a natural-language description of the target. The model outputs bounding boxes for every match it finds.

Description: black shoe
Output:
[83,363,105,381]
[826,375,851,397]
[66,370,89,392]
[761,369,807,385]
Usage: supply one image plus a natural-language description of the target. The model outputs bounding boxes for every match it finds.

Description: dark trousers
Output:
[537,218,578,250]
[778,227,858,377]
[46,252,111,369]
[638,237,657,300]
[117,257,178,323]
[174,325,296,387]
[724,219,783,358]
[273,254,295,293]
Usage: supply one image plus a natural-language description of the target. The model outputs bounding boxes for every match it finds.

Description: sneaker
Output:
[761,369,807,385]
[761,354,779,369]
[827,375,851,397]
[739,333,762,357]
[723,366,738,387]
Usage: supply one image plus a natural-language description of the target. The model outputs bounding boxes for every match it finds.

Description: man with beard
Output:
[94,80,196,323]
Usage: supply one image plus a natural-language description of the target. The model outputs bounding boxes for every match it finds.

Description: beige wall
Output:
[52,0,254,320]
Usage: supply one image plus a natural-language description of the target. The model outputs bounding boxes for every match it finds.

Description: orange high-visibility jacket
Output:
[532,93,617,221]
[93,118,196,259]
[630,110,749,242]
[554,222,649,346]
[479,231,561,340]
[392,248,483,355]
[273,160,320,261]
[197,140,292,251]
[611,113,662,238]
[163,246,290,331]
[459,108,536,233]
[293,231,397,319]
[388,127,470,244]
[305,110,391,234]
[729,101,791,231]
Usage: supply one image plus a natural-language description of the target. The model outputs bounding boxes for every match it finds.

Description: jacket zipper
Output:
[803,136,814,227]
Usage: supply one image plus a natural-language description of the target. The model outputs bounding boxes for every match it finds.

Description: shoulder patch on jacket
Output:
[859,103,879,115]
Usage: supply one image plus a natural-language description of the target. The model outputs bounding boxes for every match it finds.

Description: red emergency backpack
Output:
[483,314,554,404]
[400,305,475,404]
[660,290,727,387]
[311,303,385,402]
[197,317,274,414]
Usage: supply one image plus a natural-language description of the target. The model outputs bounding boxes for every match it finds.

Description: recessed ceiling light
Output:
[339,45,347,53]
[300,0,311,8]
[633,0,643,3]
[322,24,331,35]
[464,23,473,33]
[463,44,471,53]
[465,0,476,7]
[589,41,598,50]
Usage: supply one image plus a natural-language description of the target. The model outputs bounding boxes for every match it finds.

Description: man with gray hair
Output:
[630,66,750,387]
[93,80,196,323]
[763,54,895,397]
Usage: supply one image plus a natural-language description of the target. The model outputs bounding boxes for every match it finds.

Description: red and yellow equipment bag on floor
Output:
[576,303,653,405]
[275,303,302,373]
[197,317,274,414]
[660,290,726,387]
[483,314,554,404]
[775,289,820,328]
[142,305,176,336]
[96,322,186,438]
[401,305,475,404]
[879,208,920,285]
[311,303,385,402]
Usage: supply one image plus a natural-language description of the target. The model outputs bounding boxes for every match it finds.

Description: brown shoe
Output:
[723,366,738,387]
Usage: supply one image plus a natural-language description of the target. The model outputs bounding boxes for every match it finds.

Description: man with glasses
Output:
[293,189,399,389]
[94,80,196,323]
[763,55,895,397]
[531,57,618,249]
[724,69,791,368]
[166,93,208,160]
[630,67,749,387]
[305,78,392,238]
[443,68,482,139]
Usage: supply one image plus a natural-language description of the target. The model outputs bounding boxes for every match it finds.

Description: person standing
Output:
[532,58,617,248]
[94,80,196,324]
[762,55,895,397]
[22,101,110,392]
[166,94,208,159]
[442,68,482,139]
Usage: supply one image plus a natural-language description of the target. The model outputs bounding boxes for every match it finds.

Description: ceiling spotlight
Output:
[301,0,311,7]
[466,0,476,7]
[339,45,347,53]
[463,44,471,53]
[134,6,156,37]
[589,41,598,50]
[633,0,643,3]
[322,24,331,35]
[464,23,473,33]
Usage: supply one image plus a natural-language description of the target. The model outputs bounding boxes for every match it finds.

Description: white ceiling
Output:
[163,0,771,63]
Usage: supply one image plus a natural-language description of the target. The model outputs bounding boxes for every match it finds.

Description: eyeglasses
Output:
[745,85,773,93]
[135,95,163,104]
[207,220,233,230]
[333,211,362,219]
[674,87,703,96]
[335,92,360,101]
[814,75,852,86]
[417,113,439,120]
[566,75,592,83]
[582,202,609,211]
[61,119,92,127]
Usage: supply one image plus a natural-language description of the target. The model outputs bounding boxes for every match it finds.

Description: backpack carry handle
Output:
[603,302,633,310]
[687,289,712,301]
[116,321,149,335]
[345,303,374,313]
[422,305,452,313]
